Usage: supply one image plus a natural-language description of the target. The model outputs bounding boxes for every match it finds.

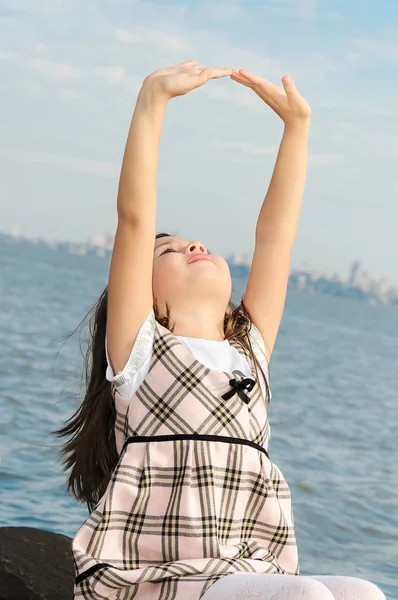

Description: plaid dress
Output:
[73,322,299,599]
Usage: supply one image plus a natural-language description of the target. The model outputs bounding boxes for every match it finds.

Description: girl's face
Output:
[152,236,232,317]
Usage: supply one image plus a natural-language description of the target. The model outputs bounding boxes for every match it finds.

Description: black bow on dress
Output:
[221,374,256,404]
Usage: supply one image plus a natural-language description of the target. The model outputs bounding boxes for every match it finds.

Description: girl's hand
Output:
[230,70,311,126]
[143,60,232,101]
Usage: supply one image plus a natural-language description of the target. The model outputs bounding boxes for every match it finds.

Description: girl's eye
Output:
[160,246,175,256]
[158,247,211,257]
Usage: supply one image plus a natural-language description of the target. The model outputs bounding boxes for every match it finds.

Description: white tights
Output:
[201,573,386,600]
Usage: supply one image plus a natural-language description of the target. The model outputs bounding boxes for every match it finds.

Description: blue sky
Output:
[1,0,398,281]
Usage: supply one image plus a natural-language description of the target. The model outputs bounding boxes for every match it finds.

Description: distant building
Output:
[297,273,307,291]
[88,233,114,251]
[232,251,253,267]
[349,261,361,286]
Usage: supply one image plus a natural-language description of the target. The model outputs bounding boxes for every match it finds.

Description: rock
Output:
[0,527,74,600]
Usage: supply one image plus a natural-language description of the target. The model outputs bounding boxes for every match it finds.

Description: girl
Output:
[56,61,386,600]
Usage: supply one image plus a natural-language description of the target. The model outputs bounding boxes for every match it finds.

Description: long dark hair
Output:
[53,233,270,512]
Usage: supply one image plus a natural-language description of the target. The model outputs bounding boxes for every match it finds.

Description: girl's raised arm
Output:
[107,61,232,374]
[230,71,311,361]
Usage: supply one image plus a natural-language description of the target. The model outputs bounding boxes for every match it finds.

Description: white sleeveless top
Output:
[105,310,271,400]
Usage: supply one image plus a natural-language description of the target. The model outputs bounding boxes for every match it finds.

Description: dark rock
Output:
[0,527,74,600]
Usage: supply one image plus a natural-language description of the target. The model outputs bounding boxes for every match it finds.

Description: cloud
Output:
[0,50,17,61]
[28,57,81,80]
[263,0,318,21]
[261,0,345,22]
[1,51,126,87]
[350,37,398,64]
[214,141,277,156]
[346,53,361,62]
[115,27,190,52]
[34,42,48,53]
[215,140,342,167]
[59,88,82,100]
[198,1,241,20]
[93,66,125,85]
[308,153,342,166]
[7,149,119,177]
[4,0,65,16]
[356,103,398,119]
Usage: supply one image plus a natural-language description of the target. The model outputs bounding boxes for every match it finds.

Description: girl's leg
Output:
[201,573,335,600]
[309,576,386,600]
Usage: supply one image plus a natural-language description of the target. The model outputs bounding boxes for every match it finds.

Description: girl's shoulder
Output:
[105,309,156,398]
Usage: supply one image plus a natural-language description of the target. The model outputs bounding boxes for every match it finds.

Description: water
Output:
[0,238,397,598]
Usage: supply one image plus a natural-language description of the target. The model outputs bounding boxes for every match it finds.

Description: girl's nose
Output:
[186,240,207,254]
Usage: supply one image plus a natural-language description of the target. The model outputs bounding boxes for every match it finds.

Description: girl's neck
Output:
[170,313,225,341]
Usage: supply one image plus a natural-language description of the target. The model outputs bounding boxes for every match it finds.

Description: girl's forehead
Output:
[155,235,188,248]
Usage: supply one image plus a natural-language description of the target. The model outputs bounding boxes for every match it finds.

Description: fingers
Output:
[231,69,294,102]
[195,67,232,87]
[200,67,233,80]
[230,70,254,89]
[234,69,284,93]
[230,69,277,95]
[210,67,233,79]
[281,75,297,96]
[238,70,272,87]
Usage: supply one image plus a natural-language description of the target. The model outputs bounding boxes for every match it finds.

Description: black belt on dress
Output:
[122,433,269,459]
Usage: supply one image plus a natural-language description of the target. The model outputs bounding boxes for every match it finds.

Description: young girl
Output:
[56,61,386,600]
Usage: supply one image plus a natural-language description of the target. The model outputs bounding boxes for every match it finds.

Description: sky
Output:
[1,0,398,281]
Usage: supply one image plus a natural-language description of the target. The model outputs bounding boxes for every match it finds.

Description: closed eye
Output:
[158,246,212,257]
[159,246,176,256]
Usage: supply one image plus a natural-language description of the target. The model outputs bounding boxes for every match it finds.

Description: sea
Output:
[0,237,397,599]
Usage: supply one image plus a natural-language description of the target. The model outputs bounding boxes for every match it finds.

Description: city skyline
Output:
[2,228,397,293]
